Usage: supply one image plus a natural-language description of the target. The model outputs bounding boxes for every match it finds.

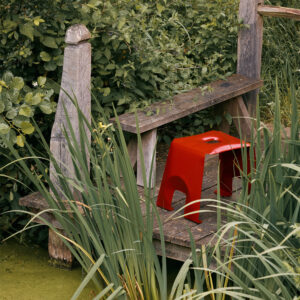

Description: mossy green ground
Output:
[0,240,97,300]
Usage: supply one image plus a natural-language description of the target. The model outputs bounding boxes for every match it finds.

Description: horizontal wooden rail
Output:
[113,75,263,134]
[258,5,300,21]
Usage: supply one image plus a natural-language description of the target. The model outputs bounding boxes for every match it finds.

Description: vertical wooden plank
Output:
[120,136,137,178]
[50,24,91,198]
[220,96,253,141]
[48,229,73,269]
[137,129,157,187]
[237,0,264,117]
[216,104,231,134]
[127,136,137,170]
[232,96,254,140]
[48,24,91,265]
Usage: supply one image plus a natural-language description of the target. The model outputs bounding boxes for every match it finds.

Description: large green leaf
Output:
[118,17,126,30]
[2,72,13,84]
[44,89,54,100]
[39,101,53,114]
[38,76,47,87]
[3,19,18,33]
[104,48,111,60]
[6,109,18,120]
[53,55,64,66]
[1,126,16,144]
[19,104,33,117]
[24,92,33,104]
[25,92,43,105]
[41,36,58,49]
[12,116,28,128]
[11,77,24,90]
[6,88,20,103]
[40,51,52,62]
[103,87,111,96]
[44,61,57,71]
[0,123,10,135]
[20,121,35,134]
[32,93,43,105]
[19,23,34,41]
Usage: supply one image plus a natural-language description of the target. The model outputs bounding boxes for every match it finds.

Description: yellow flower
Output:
[98,122,112,130]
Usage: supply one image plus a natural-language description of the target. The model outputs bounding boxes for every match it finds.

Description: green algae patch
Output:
[0,240,98,300]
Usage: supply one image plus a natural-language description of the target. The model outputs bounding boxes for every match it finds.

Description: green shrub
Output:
[225,77,300,298]
[261,0,300,123]
[0,0,76,81]
[0,71,55,147]
[0,71,54,242]
[0,0,241,116]
[1,0,299,122]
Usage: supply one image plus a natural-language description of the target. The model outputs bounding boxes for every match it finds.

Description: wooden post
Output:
[127,136,137,171]
[50,24,91,197]
[48,229,73,269]
[49,24,91,266]
[219,96,253,140]
[237,0,264,117]
[137,129,157,188]
[257,5,300,20]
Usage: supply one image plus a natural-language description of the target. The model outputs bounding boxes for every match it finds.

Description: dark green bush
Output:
[0,71,54,242]
[0,0,241,116]
[1,0,298,121]
[0,71,55,146]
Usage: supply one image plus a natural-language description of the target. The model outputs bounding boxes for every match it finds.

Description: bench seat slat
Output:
[113,74,263,134]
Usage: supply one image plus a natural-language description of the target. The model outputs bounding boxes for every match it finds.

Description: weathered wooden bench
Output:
[113,74,263,187]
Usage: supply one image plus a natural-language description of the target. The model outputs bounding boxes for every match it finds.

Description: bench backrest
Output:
[114,75,263,134]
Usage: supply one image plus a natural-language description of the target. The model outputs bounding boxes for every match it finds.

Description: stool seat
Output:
[156,131,251,223]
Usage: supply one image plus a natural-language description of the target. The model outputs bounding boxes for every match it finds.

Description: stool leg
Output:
[183,180,204,224]
[157,141,178,210]
[157,148,205,223]
[219,151,235,197]
[181,156,205,224]
[218,149,253,197]
[158,170,204,223]
[158,175,191,210]
[157,139,206,223]
[156,177,177,211]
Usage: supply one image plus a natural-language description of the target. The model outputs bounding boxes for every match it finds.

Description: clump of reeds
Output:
[3,77,299,299]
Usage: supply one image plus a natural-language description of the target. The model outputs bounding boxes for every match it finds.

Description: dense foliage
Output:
[0,0,241,240]
[0,71,54,241]
[0,72,55,147]
[261,0,300,123]
[0,0,241,116]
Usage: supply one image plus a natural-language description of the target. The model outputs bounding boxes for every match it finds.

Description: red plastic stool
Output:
[156,130,251,223]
